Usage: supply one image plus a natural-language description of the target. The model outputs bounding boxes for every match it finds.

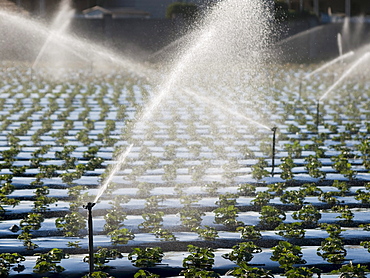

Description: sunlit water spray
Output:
[138,0,273,124]
[31,0,75,70]
[93,144,133,203]
[304,51,354,79]
[184,89,272,131]
[319,52,370,101]
[337,33,343,57]
[0,11,153,80]
[91,0,274,199]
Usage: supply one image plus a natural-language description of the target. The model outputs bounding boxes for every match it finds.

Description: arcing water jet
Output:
[304,51,354,80]
[319,52,370,101]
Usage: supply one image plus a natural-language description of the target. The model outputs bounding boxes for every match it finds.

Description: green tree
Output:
[166,2,198,20]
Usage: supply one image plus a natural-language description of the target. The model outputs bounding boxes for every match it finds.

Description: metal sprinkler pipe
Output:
[271,127,277,177]
[316,101,320,132]
[83,202,96,276]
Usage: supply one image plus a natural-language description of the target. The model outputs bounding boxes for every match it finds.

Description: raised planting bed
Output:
[0,63,369,278]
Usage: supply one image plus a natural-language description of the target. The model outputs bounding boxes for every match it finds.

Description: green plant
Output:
[275,222,305,238]
[153,228,176,241]
[108,228,135,245]
[251,158,270,181]
[251,191,273,207]
[357,139,370,169]
[305,155,326,179]
[237,183,256,196]
[166,0,199,20]
[267,182,287,195]
[138,211,164,232]
[192,226,218,241]
[182,245,215,271]
[271,241,306,271]
[259,205,286,229]
[222,242,261,265]
[226,263,273,277]
[301,183,323,196]
[292,204,321,228]
[284,266,321,278]
[128,247,164,268]
[33,248,68,273]
[317,236,347,264]
[55,212,86,237]
[213,205,242,229]
[332,205,354,225]
[237,225,262,241]
[82,271,114,278]
[103,196,130,233]
[33,186,57,212]
[84,247,123,270]
[279,155,296,180]
[331,151,356,180]
[280,190,305,206]
[0,253,25,276]
[332,261,369,277]
[134,270,160,278]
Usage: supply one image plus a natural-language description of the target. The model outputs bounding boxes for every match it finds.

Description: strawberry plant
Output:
[152,228,176,241]
[251,158,270,181]
[304,155,326,179]
[237,183,256,196]
[332,205,354,225]
[192,226,219,241]
[331,261,369,277]
[0,253,25,276]
[237,225,262,241]
[331,151,356,180]
[33,248,68,274]
[84,247,123,270]
[292,204,321,228]
[275,222,305,239]
[279,155,296,180]
[103,196,130,233]
[222,242,262,265]
[251,191,273,207]
[226,263,273,278]
[55,211,86,237]
[271,241,306,271]
[259,205,286,229]
[181,245,218,277]
[128,247,163,268]
[134,270,160,278]
[280,190,305,206]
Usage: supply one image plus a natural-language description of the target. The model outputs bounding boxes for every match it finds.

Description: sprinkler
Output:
[271,127,277,177]
[83,202,95,276]
[316,101,320,132]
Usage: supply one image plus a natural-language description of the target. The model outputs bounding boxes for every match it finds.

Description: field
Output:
[0,61,369,278]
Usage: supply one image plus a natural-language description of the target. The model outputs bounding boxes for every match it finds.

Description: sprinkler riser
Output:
[271,127,277,177]
[83,202,95,275]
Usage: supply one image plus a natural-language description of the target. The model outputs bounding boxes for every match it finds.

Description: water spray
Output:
[271,127,277,177]
[83,202,96,276]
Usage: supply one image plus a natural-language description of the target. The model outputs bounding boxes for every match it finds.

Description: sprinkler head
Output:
[83,202,96,210]
[271,127,277,132]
